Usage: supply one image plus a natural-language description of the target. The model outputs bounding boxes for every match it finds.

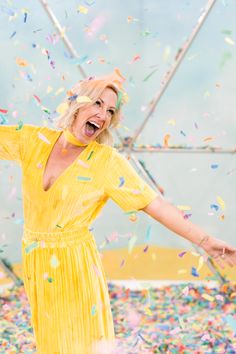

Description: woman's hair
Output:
[53,75,126,145]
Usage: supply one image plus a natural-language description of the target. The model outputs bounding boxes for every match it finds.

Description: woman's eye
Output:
[95,100,101,106]
[108,110,115,116]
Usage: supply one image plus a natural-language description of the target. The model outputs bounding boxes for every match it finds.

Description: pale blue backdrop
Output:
[0,0,235,263]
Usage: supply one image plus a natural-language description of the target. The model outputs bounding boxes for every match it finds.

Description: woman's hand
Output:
[200,236,236,269]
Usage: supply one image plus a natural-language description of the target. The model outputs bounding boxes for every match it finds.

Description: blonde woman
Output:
[0,72,236,353]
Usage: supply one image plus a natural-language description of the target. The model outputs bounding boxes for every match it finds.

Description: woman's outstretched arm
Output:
[141,196,236,269]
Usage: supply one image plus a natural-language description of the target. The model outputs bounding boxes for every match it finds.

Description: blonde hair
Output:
[53,76,125,145]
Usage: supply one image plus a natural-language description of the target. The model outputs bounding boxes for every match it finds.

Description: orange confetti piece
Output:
[16,57,29,67]
[164,134,170,147]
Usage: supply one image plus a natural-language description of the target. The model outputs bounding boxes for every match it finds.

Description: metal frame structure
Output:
[5,0,230,287]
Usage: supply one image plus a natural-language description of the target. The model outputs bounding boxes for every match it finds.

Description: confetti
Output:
[56,102,69,115]
[16,57,29,67]
[87,151,94,160]
[91,304,97,316]
[77,176,92,181]
[76,96,92,104]
[217,196,225,210]
[128,235,137,254]
[118,176,125,188]
[77,5,89,14]
[143,68,158,82]
[25,242,39,254]
[38,132,51,144]
[77,159,90,168]
[50,255,60,268]
[224,37,235,46]
[191,267,199,277]
[145,225,152,243]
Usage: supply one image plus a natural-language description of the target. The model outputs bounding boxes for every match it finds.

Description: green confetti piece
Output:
[16,120,24,130]
[128,235,137,254]
[87,151,94,160]
[115,91,123,110]
[56,224,62,228]
[143,68,158,82]
[77,176,92,181]
[124,210,137,215]
[47,277,54,283]
[25,241,39,254]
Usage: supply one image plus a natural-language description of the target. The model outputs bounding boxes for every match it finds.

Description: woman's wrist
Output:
[197,235,211,248]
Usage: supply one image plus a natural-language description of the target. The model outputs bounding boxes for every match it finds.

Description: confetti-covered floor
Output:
[1,282,236,353]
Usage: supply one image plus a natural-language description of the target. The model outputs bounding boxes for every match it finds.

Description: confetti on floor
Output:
[0,282,236,353]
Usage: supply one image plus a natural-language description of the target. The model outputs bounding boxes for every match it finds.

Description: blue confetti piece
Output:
[191,267,199,277]
[77,176,91,181]
[25,242,39,254]
[210,204,219,211]
[180,130,186,136]
[10,31,16,39]
[23,12,27,23]
[118,176,125,188]
[145,225,152,242]
[211,164,219,169]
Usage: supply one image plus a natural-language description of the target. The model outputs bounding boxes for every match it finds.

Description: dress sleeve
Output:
[104,148,158,212]
[0,124,28,165]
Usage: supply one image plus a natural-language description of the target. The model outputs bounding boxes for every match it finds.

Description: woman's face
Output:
[71,87,117,144]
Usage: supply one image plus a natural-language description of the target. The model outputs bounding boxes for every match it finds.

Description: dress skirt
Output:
[21,227,115,354]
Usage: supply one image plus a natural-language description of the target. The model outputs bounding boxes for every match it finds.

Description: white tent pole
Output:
[39,0,87,78]
[129,0,217,148]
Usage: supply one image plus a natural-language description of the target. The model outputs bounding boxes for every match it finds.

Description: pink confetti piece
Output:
[77,159,90,168]
[93,264,102,277]
[37,132,51,144]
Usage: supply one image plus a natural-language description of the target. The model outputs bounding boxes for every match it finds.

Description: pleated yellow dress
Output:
[0,124,158,354]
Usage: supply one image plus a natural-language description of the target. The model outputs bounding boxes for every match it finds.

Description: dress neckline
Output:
[41,130,94,193]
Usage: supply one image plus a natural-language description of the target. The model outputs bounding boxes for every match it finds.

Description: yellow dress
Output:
[0,124,158,354]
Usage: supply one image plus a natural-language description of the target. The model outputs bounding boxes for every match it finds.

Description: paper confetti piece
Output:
[120,259,125,268]
[167,119,176,126]
[210,204,219,211]
[224,37,235,46]
[55,87,65,96]
[143,68,158,82]
[118,176,125,188]
[191,267,199,277]
[132,189,141,195]
[16,57,29,67]
[211,164,219,169]
[76,96,92,104]
[38,132,51,144]
[56,102,69,115]
[77,5,89,14]
[91,304,97,316]
[25,242,39,254]
[143,245,149,253]
[177,205,191,211]
[145,225,152,243]
[216,196,225,210]
[202,293,214,302]
[87,151,94,160]
[47,277,54,283]
[77,159,90,168]
[164,134,170,147]
[128,235,137,254]
[196,256,204,271]
[77,176,92,181]
[50,255,60,268]
[178,251,187,258]
[0,108,8,114]
[16,120,23,130]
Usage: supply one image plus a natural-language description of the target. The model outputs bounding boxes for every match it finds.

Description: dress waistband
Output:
[22,226,94,248]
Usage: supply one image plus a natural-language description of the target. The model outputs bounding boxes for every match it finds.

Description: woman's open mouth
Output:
[84,121,101,137]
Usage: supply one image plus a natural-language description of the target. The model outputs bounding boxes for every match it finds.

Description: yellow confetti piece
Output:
[77,5,88,14]
[202,293,214,302]
[203,136,214,142]
[76,96,92,104]
[50,255,60,268]
[225,36,235,46]
[177,205,192,211]
[47,86,53,94]
[56,102,69,115]
[16,57,29,67]
[217,196,225,210]
[190,251,201,257]
[196,255,204,271]
[55,87,65,96]
[144,307,152,316]
[151,252,156,261]
[167,119,176,126]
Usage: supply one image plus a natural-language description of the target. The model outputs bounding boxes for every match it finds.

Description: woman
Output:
[0,73,235,354]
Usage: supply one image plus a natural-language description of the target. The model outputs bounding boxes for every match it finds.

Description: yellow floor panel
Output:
[0,246,235,286]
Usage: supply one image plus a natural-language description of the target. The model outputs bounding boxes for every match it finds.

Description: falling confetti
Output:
[50,255,60,268]
[118,177,125,188]
[217,196,225,210]
[37,132,51,144]
[76,96,92,104]
[77,176,92,181]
